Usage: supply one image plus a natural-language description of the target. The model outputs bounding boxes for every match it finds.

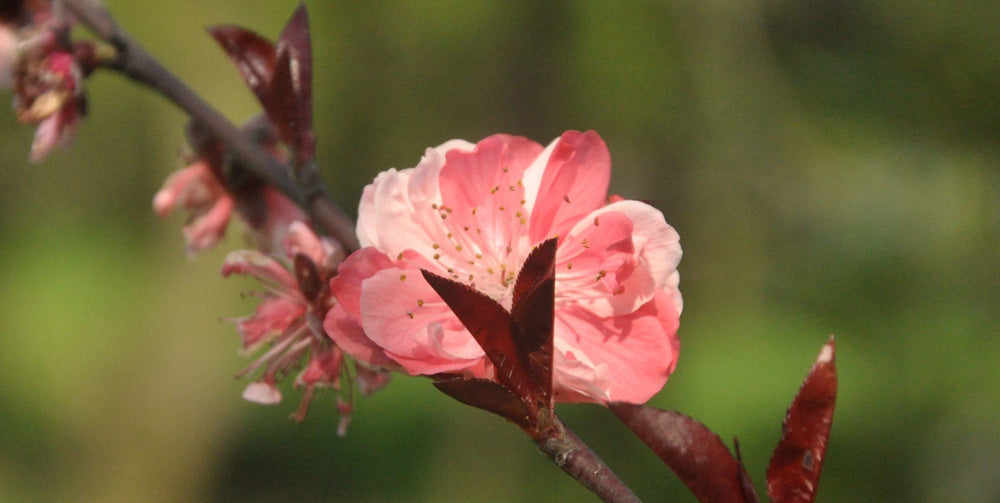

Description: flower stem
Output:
[61,0,360,253]
[537,414,642,503]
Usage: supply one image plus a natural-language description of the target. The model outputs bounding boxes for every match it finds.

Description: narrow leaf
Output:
[767,336,837,503]
[509,238,557,409]
[265,47,301,150]
[276,3,315,159]
[610,402,759,503]
[207,25,275,104]
[421,271,545,415]
[433,377,532,430]
[292,253,322,302]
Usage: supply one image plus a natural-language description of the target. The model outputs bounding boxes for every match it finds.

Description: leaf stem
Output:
[61,0,360,252]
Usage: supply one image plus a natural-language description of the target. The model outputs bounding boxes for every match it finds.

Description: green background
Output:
[2,1,998,501]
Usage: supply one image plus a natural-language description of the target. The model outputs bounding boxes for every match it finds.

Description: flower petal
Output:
[359,267,485,374]
[557,209,653,317]
[234,296,306,350]
[242,381,282,404]
[552,289,680,404]
[527,130,611,243]
[183,196,234,255]
[437,135,542,266]
[324,303,399,369]
[600,200,682,290]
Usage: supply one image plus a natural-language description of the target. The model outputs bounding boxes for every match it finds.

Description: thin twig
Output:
[61,0,360,252]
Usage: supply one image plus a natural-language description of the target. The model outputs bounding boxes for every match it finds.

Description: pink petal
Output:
[0,27,16,90]
[359,267,485,374]
[28,102,78,162]
[235,296,306,349]
[285,220,325,263]
[252,188,308,255]
[221,249,298,291]
[527,130,611,243]
[557,210,658,317]
[437,135,543,263]
[329,247,399,319]
[242,381,282,404]
[298,346,342,386]
[152,163,206,217]
[552,289,680,404]
[324,303,399,369]
[359,168,442,259]
[600,200,682,290]
[183,196,234,254]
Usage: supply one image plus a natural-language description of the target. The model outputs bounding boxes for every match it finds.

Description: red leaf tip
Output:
[816,336,835,364]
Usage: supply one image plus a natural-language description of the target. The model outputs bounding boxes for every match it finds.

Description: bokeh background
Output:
[2,1,998,501]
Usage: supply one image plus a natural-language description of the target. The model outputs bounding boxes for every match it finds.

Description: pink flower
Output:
[152,123,307,256]
[223,221,388,427]
[13,50,84,161]
[325,130,682,404]
[153,159,235,255]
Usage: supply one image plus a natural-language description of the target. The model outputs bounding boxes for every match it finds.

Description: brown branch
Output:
[61,0,360,253]
[537,415,642,503]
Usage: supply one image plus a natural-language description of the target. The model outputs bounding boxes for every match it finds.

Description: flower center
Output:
[427,169,532,309]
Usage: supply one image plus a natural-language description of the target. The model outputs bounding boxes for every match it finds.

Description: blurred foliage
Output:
[1,1,998,501]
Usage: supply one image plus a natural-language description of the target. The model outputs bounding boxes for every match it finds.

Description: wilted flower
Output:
[325,130,682,404]
[13,48,84,161]
[153,157,235,254]
[223,221,388,428]
[153,120,306,256]
[4,0,94,162]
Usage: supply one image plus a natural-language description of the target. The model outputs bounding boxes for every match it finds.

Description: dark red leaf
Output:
[293,253,322,302]
[767,337,837,503]
[609,402,759,503]
[207,25,276,105]
[275,3,314,160]
[421,270,546,415]
[209,5,315,162]
[265,47,301,150]
[433,377,532,430]
[509,238,557,408]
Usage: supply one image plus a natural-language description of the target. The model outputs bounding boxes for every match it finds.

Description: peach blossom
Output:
[326,131,681,404]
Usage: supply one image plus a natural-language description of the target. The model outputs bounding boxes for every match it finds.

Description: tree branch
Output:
[537,415,642,503]
[61,0,360,253]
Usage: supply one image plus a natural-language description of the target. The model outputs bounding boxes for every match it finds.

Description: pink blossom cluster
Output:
[154,128,681,422]
[153,123,390,427]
